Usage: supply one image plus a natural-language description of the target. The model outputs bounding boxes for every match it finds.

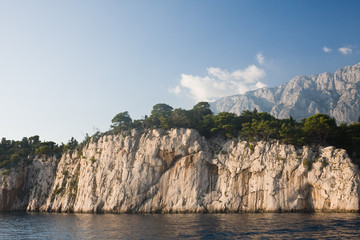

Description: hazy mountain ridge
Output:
[211,63,360,123]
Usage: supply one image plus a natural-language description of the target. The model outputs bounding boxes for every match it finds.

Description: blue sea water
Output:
[0,212,359,239]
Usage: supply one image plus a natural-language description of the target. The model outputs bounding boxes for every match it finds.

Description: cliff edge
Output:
[1,129,359,213]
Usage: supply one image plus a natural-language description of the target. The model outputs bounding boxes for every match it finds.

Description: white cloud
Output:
[322,46,332,53]
[256,81,267,89]
[338,46,352,55]
[168,85,181,95]
[171,65,266,102]
[256,53,265,65]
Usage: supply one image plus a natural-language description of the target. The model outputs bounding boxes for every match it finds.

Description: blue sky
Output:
[1,0,359,143]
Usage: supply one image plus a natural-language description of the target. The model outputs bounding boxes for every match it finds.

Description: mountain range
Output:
[211,62,360,123]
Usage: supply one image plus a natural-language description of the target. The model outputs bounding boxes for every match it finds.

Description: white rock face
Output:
[205,141,359,212]
[1,129,359,213]
[0,156,57,211]
[40,129,213,213]
[212,62,360,123]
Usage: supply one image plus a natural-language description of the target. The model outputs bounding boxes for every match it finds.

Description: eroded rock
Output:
[0,129,359,213]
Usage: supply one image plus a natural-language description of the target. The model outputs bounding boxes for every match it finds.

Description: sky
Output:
[1,0,360,144]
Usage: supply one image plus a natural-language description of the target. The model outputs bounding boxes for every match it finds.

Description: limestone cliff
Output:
[0,156,57,211]
[1,129,359,213]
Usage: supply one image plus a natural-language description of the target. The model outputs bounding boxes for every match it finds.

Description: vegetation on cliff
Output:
[108,102,360,165]
[1,102,359,168]
[0,135,62,169]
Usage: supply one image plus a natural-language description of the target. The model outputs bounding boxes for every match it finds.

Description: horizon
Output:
[1,0,360,143]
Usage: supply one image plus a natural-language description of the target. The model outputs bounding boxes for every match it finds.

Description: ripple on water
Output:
[0,212,359,239]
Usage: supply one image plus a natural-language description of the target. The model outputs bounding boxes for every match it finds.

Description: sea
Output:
[0,212,359,239]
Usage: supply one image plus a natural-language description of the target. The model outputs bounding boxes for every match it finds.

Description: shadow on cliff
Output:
[298,183,315,212]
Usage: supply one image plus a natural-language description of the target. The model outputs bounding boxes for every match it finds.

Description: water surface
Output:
[0,212,359,239]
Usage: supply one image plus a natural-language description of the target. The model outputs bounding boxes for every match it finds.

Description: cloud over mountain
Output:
[170,64,266,102]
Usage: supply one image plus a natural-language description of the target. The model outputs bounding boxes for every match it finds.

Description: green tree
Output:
[192,102,212,121]
[189,102,214,134]
[239,110,256,124]
[212,112,238,138]
[29,135,40,146]
[62,137,79,153]
[344,122,360,164]
[10,153,21,163]
[111,111,133,132]
[279,122,304,146]
[302,113,337,145]
[148,103,173,129]
[35,141,59,156]
[171,108,192,128]
[199,114,215,137]
[132,119,145,130]
[240,119,277,141]
[240,122,256,141]
[252,120,276,141]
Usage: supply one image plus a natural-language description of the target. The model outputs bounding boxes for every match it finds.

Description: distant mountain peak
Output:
[211,62,360,123]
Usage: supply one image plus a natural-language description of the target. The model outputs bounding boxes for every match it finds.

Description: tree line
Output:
[1,101,359,169]
[0,136,63,169]
[109,102,360,165]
